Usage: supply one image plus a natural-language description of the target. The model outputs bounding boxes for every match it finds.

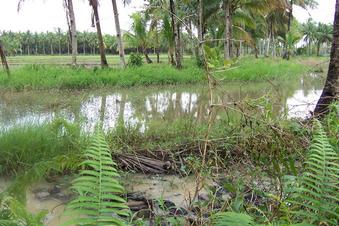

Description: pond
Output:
[0,75,324,132]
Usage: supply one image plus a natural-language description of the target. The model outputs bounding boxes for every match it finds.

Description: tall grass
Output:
[0,57,320,91]
[0,119,86,175]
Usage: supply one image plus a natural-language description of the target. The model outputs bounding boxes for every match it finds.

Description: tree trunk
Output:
[67,0,78,65]
[308,40,311,56]
[198,0,203,57]
[317,42,321,56]
[59,41,61,55]
[111,0,126,67]
[90,0,108,68]
[283,0,293,60]
[156,49,160,63]
[265,30,271,57]
[0,41,10,76]
[83,42,86,54]
[314,0,339,117]
[169,0,182,69]
[143,47,153,64]
[224,0,232,60]
[50,43,53,55]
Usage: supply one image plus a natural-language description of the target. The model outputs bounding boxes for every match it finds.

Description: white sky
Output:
[0,0,336,34]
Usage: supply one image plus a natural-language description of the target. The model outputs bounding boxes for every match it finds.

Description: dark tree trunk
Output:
[90,0,108,68]
[317,42,321,56]
[198,0,203,57]
[224,0,232,60]
[284,0,293,60]
[156,49,160,63]
[314,0,339,117]
[0,41,10,76]
[143,47,153,64]
[169,0,182,69]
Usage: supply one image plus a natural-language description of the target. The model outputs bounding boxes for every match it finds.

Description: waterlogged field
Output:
[0,56,337,226]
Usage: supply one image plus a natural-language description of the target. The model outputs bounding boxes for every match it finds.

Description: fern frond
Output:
[212,212,256,226]
[289,120,339,225]
[64,129,129,225]
[0,194,46,226]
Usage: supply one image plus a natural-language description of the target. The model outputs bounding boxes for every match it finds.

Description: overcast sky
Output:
[0,0,336,34]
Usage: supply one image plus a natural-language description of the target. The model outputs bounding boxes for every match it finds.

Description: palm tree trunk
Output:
[156,49,160,63]
[59,41,61,55]
[317,42,321,56]
[265,30,271,57]
[198,0,203,57]
[111,0,126,67]
[169,0,182,69]
[143,47,153,64]
[224,0,231,60]
[314,0,339,117]
[67,0,78,65]
[90,0,108,68]
[0,41,10,76]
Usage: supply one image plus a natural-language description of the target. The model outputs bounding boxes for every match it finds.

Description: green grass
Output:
[0,56,326,91]
[0,119,86,175]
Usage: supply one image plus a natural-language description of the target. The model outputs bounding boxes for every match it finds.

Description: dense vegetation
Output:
[0,57,320,91]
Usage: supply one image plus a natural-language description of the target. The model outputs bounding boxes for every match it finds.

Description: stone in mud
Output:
[48,185,61,195]
[163,200,176,209]
[35,191,50,200]
[198,193,209,201]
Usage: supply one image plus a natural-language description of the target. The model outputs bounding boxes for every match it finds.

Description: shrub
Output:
[127,53,143,67]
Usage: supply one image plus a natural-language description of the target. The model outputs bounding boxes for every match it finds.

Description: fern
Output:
[212,212,256,226]
[0,194,46,226]
[290,120,339,225]
[64,129,129,225]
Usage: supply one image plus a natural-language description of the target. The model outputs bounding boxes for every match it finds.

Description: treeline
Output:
[0,0,334,68]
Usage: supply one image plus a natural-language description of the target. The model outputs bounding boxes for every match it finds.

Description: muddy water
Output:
[0,174,202,226]
[0,75,324,131]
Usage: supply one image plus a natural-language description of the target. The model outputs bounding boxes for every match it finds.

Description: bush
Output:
[127,53,143,67]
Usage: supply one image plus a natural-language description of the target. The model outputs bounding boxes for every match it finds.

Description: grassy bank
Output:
[0,57,326,91]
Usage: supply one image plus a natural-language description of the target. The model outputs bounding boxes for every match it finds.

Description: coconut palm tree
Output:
[125,13,153,63]
[89,0,108,68]
[314,0,339,117]
[302,18,317,56]
[315,23,333,56]
[18,0,78,64]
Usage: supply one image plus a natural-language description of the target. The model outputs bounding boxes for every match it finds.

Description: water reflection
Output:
[0,77,325,131]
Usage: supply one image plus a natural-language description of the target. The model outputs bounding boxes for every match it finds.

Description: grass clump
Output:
[0,119,86,176]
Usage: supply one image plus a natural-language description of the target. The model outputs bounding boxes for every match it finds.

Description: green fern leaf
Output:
[64,129,129,225]
[289,120,339,225]
[212,212,256,226]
